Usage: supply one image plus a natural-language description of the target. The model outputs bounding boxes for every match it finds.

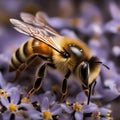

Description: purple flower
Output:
[93,61,120,104]
[0,71,27,100]
[108,1,120,20]
[61,92,98,120]
[29,91,62,120]
[17,103,40,120]
[103,19,120,34]
[0,86,40,120]
[39,96,62,120]
[0,87,21,119]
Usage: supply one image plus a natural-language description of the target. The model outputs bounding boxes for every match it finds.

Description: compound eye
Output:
[80,62,89,87]
[69,45,83,57]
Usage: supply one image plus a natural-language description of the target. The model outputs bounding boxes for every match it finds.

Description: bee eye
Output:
[69,45,82,57]
[80,62,89,87]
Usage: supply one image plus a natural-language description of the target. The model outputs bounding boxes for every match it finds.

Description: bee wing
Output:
[10,16,63,54]
[20,11,60,36]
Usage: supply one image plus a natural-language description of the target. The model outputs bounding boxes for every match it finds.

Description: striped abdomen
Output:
[9,38,52,72]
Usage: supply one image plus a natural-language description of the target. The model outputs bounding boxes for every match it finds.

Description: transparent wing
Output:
[10,12,63,54]
[20,11,60,36]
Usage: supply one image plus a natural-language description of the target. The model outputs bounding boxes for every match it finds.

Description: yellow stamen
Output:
[36,102,40,107]
[107,117,113,120]
[91,111,100,119]
[8,103,17,113]
[65,101,70,106]
[117,24,120,31]
[43,110,52,120]
[72,102,82,111]
[0,89,9,98]
[107,110,112,117]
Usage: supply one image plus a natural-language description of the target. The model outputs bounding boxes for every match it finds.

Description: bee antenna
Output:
[95,61,110,70]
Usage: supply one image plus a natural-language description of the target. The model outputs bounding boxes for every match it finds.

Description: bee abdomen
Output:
[9,38,52,72]
[9,39,32,72]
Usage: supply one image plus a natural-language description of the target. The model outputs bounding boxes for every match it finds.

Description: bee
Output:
[9,12,109,104]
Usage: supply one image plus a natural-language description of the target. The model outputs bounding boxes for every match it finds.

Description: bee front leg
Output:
[59,70,71,103]
[83,80,96,104]
[88,80,97,104]
[91,80,97,95]
[27,63,47,98]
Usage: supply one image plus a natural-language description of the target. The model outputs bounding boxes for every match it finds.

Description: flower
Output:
[92,61,120,104]
[0,86,40,120]
[61,92,98,120]
[0,87,21,119]
[103,19,120,34]
[36,91,62,120]
[17,103,40,120]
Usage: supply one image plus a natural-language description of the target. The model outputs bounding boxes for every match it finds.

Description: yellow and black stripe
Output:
[9,38,35,72]
[9,38,52,72]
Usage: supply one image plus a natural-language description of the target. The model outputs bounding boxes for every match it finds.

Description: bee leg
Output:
[11,54,48,82]
[59,70,71,103]
[27,63,47,98]
[87,80,96,104]
[87,85,92,104]
[92,80,97,95]
[12,64,27,82]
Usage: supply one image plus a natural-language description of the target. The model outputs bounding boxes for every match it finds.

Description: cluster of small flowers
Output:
[0,70,113,120]
[1,0,120,120]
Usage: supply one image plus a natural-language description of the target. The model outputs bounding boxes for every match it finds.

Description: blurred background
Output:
[0,0,120,119]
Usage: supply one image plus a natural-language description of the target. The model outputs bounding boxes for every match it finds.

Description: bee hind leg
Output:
[59,70,71,103]
[11,63,27,82]
[27,63,47,98]
[10,54,49,82]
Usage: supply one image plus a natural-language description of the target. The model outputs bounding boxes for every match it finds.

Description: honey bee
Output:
[9,12,109,104]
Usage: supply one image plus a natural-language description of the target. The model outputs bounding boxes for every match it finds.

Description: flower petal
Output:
[51,104,62,115]
[1,97,9,107]
[75,111,83,120]
[76,92,87,103]
[61,104,73,114]
[2,111,11,120]
[18,103,40,120]
[41,97,49,111]
[0,72,6,89]
[82,103,98,113]
[9,87,20,104]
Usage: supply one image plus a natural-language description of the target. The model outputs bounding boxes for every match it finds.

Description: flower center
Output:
[91,111,100,119]
[8,103,17,113]
[72,102,82,111]
[43,110,52,120]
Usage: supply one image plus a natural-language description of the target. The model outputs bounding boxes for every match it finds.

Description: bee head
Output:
[78,56,109,88]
